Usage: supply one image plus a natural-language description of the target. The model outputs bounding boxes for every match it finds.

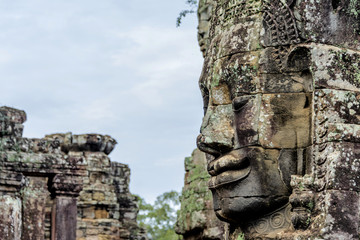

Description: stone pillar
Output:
[21,176,49,240]
[51,174,82,240]
[0,106,27,239]
[0,171,24,239]
[0,194,22,239]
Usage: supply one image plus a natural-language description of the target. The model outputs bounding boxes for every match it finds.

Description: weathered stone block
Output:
[314,89,360,144]
[259,73,310,93]
[320,142,360,191]
[21,176,49,240]
[322,190,360,239]
[53,196,78,240]
[93,191,105,201]
[259,93,312,148]
[310,45,360,91]
[0,195,22,240]
[209,51,261,96]
[295,0,360,50]
[95,209,109,219]
[0,106,26,124]
[211,18,262,59]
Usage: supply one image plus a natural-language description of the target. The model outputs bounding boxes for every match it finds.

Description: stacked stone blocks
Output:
[0,106,145,240]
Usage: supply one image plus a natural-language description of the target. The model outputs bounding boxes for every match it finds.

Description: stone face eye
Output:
[232,97,248,112]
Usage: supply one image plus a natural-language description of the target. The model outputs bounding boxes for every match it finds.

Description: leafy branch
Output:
[176,0,198,27]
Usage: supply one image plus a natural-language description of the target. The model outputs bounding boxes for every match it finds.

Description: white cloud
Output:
[0,49,13,64]
[111,25,202,107]
[154,155,186,167]
[78,97,117,122]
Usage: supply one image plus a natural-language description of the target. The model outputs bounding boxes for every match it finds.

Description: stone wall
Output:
[175,149,226,240]
[0,106,146,240]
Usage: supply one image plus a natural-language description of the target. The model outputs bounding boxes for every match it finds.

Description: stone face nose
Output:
[197,104,235,156]
[196,133,221,157]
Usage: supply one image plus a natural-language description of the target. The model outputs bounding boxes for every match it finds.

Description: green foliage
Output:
[349,0,360,18]
[237,233,245,240]
[176,0,198,27]
[136,191,183,240]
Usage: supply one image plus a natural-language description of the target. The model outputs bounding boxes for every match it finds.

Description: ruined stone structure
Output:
[0,106,145,240]
[175,149,226,239]
[194,0,360,239]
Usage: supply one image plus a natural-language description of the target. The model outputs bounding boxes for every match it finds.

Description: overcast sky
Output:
[0,0,204,203]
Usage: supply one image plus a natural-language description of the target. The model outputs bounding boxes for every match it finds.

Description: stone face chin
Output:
[207,147,292,223]
[214,196,289,223]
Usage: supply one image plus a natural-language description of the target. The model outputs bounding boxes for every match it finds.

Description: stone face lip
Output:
[208,168,251,189]
[207,149,251,189]
[45,132,117,155]
[0,106,27,124]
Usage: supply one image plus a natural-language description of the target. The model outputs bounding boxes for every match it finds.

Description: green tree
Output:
[176,0,198,27]
[136,191,183,240]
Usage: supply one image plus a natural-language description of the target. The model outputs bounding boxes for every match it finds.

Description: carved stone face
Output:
[196,0,312,224]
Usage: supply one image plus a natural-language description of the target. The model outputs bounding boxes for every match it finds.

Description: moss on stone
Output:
[176,152,212,233]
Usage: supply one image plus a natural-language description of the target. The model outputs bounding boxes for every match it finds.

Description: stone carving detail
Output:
[51,174,83,197]
[195,0,360,239]
[289,175,314,230]
[263,0,300,47]
[263,0,301,69]
[246,204,292,236]
[222,0,261,23]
